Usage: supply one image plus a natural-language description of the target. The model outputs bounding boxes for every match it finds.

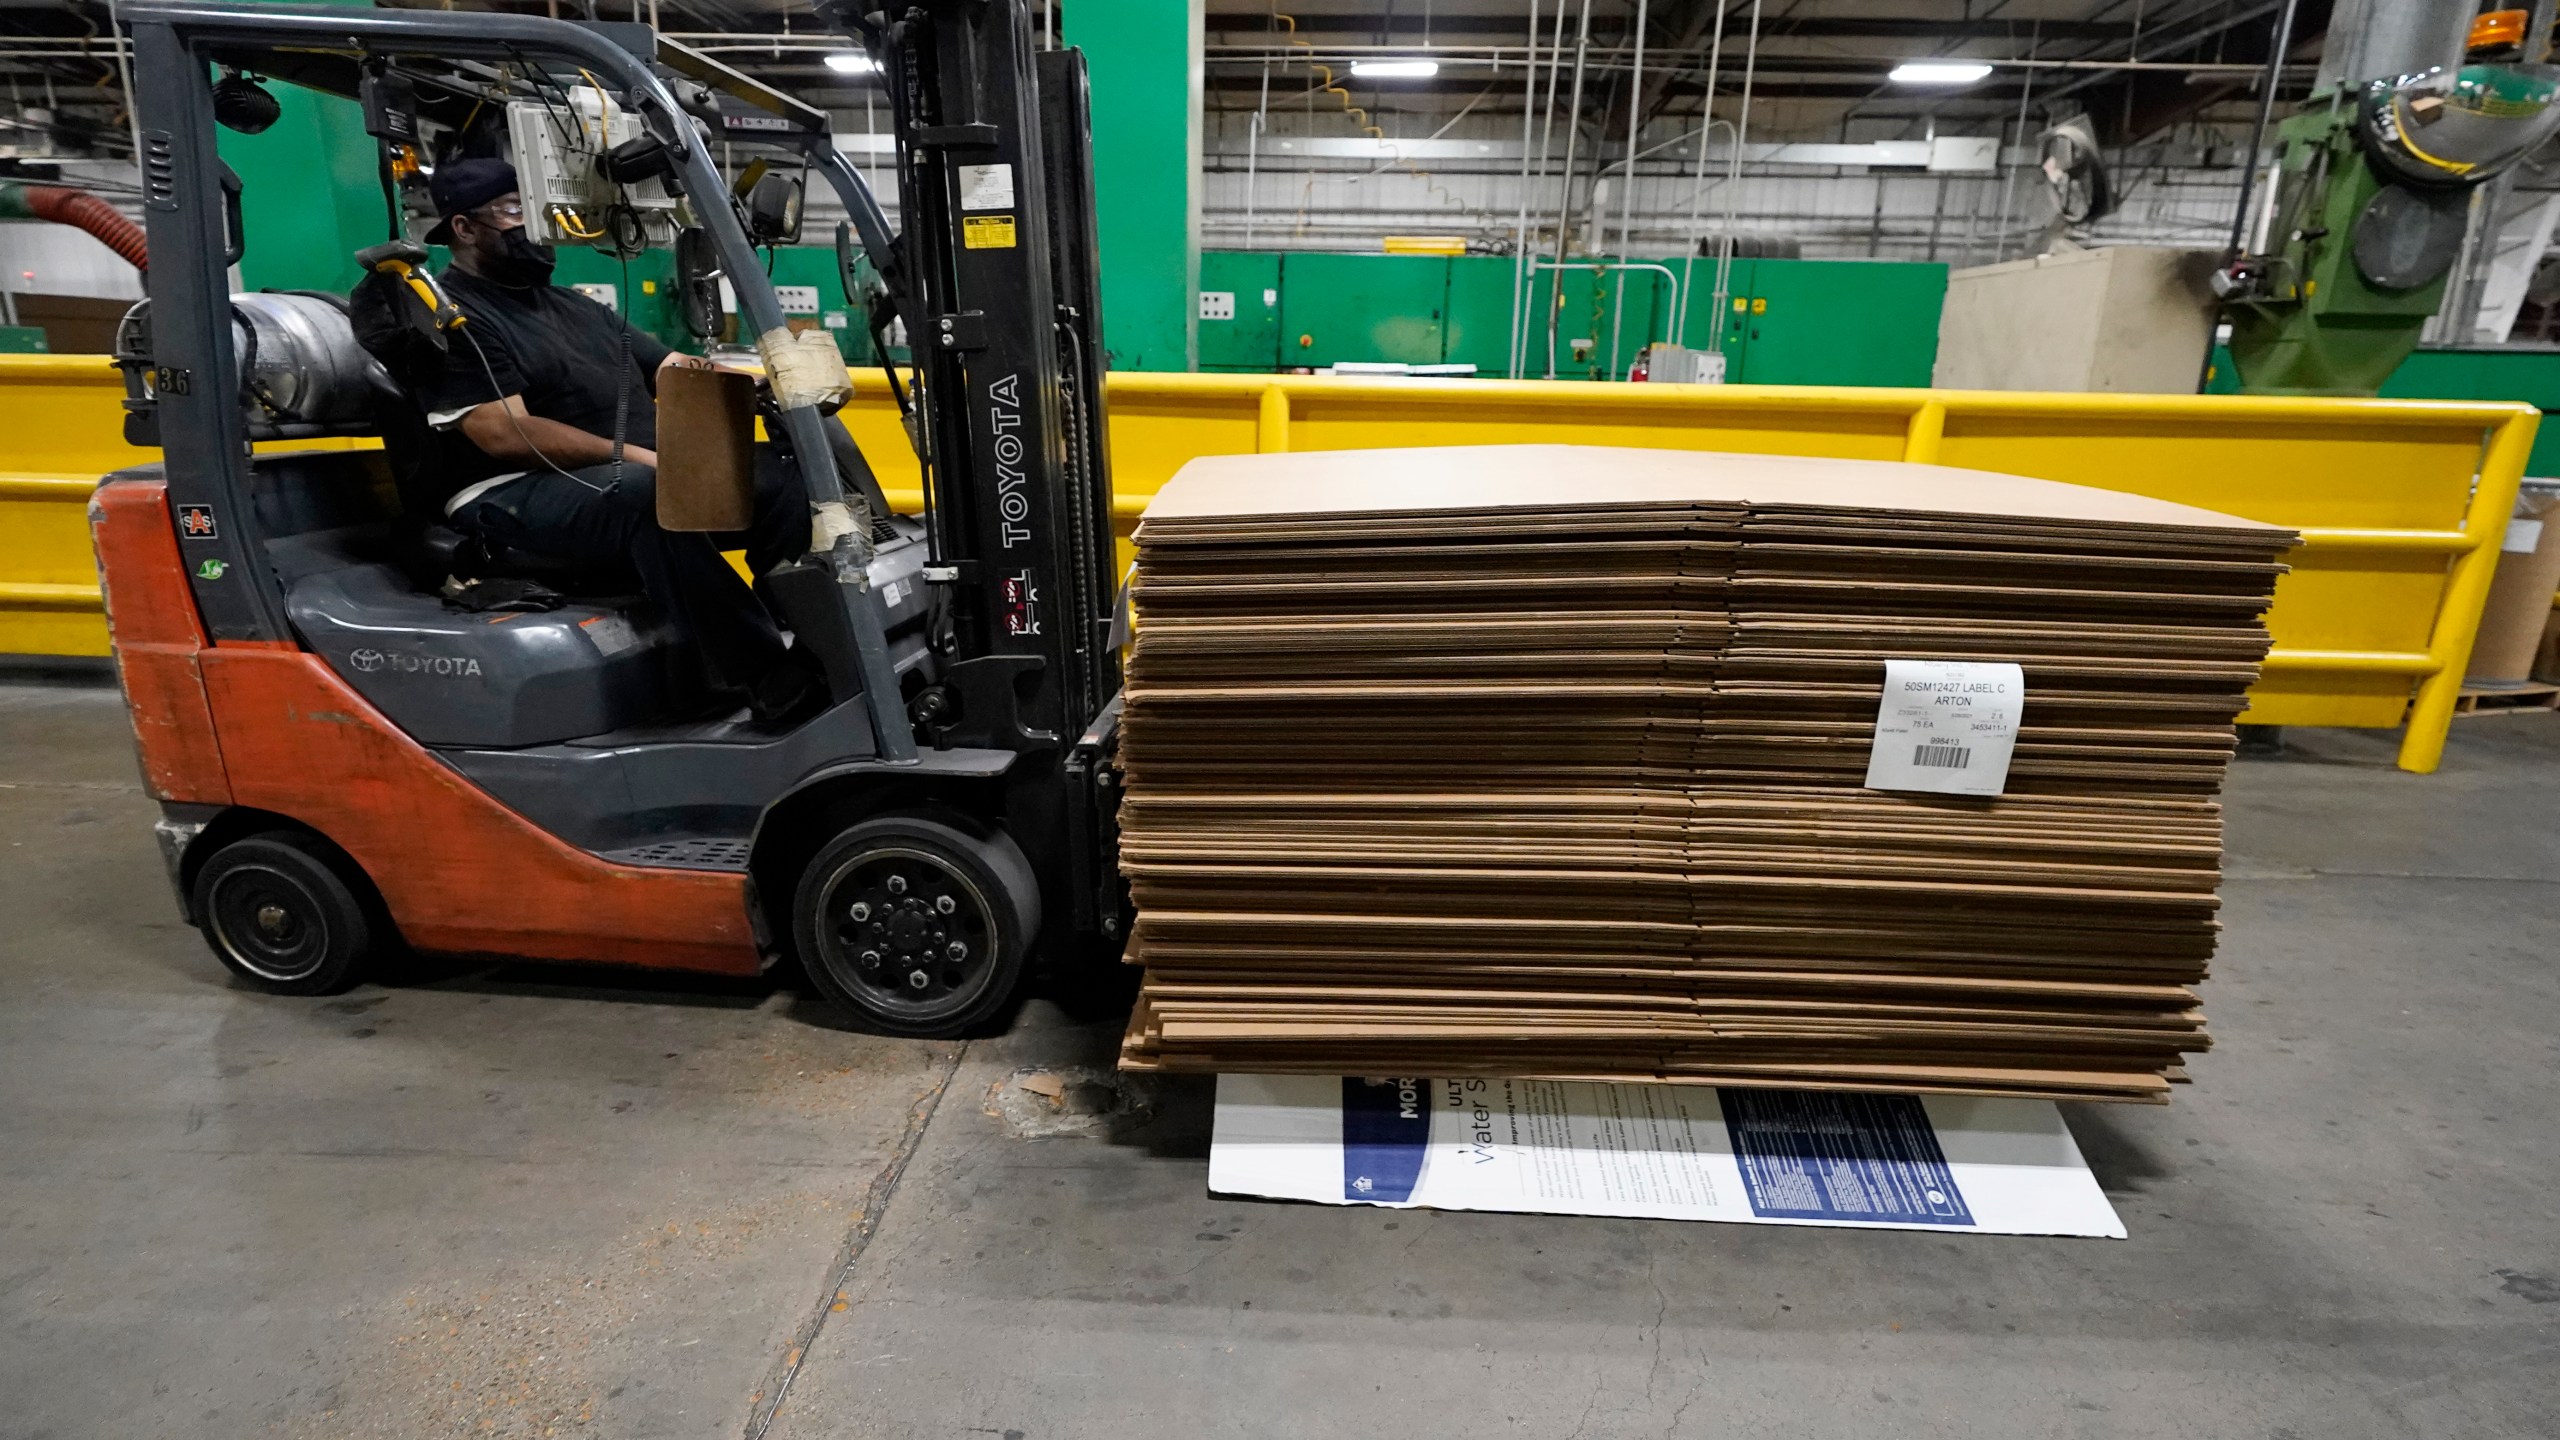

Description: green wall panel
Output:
[221,84,390,296]
[1198,250,1279,370]
[1199,249,1946,386]
[2381,347,2560,475]
[1064,0,1201,372]
[1516,261,1673,379]
[2209,341,2560,473]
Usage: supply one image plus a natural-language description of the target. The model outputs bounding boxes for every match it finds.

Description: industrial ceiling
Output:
[0,0,2330,171]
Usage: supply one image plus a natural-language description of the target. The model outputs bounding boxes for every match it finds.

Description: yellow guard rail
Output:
[2,355,2535,774]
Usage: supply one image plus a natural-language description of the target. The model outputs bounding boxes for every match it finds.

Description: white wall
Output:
[0,220,144,301]
[1199,110,2252,262]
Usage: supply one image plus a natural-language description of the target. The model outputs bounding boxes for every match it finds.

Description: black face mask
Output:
[484,227,557,288]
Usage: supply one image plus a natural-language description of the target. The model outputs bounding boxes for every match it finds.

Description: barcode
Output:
[1913,742,1971,769]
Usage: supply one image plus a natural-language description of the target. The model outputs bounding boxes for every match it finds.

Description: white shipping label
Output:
[2503,517,2544,554]
[957,163,1015,211]
[1863,659,2024,797]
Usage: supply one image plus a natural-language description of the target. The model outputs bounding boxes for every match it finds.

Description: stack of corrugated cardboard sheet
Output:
[1115,445,2295,1102]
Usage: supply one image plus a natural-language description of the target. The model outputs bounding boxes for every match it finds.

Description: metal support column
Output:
[1061,0,1201,372]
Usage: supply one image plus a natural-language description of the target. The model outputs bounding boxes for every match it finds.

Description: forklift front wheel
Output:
[793,811,1040,1038]
[190,831,377,996]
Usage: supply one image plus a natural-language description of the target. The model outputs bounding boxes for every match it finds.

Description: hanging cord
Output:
[461,325,611,494]
[1545,0,1593,377]
[1673,0,1732,342]
[1267,6,1488,239]
[1507,0,1542,378]
[1709,0,1762,337]
[1605,0,1649,379]
[1244,54,1271,248]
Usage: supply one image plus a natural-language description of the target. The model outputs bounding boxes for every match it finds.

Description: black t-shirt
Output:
[412,266,670,506]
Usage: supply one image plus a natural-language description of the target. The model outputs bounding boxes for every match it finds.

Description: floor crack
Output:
[742,1040,965,1440]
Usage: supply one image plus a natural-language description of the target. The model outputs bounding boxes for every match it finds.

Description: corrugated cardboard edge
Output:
[1141,444,2294,539]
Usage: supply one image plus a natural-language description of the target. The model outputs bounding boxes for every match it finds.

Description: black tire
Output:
[792,809,1041,1037]
[189,831,377,996]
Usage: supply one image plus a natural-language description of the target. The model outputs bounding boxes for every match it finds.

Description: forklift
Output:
[96,0,1126,1036]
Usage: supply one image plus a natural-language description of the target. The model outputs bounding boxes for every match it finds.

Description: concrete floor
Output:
[3,664,2556,1440]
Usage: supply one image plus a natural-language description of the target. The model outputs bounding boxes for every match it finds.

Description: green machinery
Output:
[2222,28,2560,394]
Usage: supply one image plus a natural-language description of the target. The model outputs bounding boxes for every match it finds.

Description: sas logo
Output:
[177,504,218,539]
[348,648,483,678]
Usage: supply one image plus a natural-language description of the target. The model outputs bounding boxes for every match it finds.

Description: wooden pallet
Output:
[2454,682,2560,716]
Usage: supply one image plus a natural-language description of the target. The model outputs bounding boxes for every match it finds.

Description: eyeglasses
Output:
[468,199,527,223]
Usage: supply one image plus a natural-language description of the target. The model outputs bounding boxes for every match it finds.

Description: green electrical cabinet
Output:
[1279,253,1449,368]
[549,248,682,351]
[1443,255,1524,373]
[1708,259,1947,387]
[547,244,881,361]
[1199,251,1281,371]
[1194,249,1947,385]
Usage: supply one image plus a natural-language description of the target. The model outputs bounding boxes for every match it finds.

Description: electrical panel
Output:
[506,87,679,250]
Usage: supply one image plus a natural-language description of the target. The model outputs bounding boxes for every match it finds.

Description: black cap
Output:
[424,157,519,245]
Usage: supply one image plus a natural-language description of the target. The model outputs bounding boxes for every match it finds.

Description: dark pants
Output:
[457,453,811,690]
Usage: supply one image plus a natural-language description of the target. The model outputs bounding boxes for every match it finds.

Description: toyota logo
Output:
[348,648,386,673]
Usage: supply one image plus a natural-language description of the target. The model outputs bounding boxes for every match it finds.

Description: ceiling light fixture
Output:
[1890,60,1993,86]
[1349,59,1440,79]
[824,52,879,74]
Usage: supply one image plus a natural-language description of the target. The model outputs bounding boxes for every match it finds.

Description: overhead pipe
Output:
[1709,0,1763,337]
[1606,0,1649,379]
[1507,0,1541,379]
[0,181,149,271]
[2221,0,2303,266]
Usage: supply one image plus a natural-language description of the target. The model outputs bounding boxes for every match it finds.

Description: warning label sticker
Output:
[963,215,1018,249]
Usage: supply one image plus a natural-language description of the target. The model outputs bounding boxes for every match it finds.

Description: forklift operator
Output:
[416,158,819,720]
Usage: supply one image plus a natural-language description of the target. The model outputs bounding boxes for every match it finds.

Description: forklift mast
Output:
[842,1,1124,937]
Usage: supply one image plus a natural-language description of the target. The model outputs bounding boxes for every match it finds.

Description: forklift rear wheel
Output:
[190,831,377,996]
[793,811,1040,1037]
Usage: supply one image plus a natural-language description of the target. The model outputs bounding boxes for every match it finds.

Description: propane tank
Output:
[115,291,395,443]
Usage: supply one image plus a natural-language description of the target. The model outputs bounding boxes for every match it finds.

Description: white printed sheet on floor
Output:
[1208,1074,2125,1237]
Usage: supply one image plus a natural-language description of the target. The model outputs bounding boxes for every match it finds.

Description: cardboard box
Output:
[2467,483,2560,684]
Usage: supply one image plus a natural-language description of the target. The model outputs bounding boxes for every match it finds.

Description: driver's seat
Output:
[238,284,704,748]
